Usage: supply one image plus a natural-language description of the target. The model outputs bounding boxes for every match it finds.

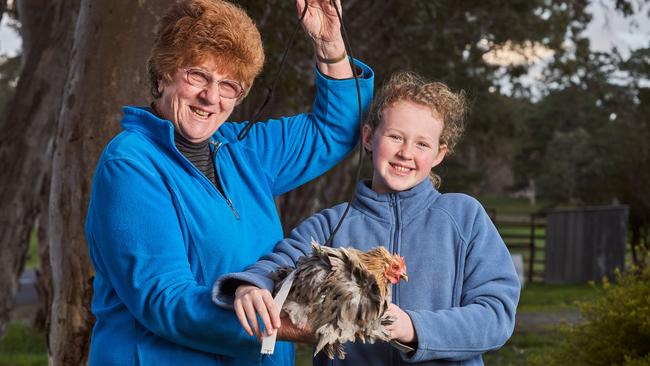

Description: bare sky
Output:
[586,1,650,57]
[0,16,19,57]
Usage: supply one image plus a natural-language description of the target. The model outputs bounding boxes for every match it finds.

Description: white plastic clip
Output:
[261,270,295,355]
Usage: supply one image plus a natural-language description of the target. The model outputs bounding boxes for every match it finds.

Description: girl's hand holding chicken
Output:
[384,303,417,344]
[234,284,315,343]
[234,285,279,339]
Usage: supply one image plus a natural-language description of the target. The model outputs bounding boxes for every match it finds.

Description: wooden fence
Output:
[544,206,628,284]
[487,209,546,283]
[488,205,629,284]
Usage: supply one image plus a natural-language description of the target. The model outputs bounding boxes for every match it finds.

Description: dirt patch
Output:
[516,310,582,333]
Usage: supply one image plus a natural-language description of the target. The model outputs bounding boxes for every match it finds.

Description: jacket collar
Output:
[120,106,229,150]
[353,179,441,222]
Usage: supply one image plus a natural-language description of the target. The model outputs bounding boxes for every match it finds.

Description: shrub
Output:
[530,254,650,366]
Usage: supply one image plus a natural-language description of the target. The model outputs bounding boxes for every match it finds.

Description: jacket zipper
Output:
[389,193,402,366]
[210,140,240,220]
[389,194,402,298]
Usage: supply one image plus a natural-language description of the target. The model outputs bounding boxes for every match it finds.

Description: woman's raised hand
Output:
[296,0,352,78]
[296,0,343,46]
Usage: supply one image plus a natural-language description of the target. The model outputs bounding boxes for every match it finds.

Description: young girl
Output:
[213,71,520,366]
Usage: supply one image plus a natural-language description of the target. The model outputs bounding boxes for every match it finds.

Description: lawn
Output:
[477,196,548,215]
[25,229,39,270]
[517,283,601,312]
[483,331,561,366]
[0,322,47,366]
[482,282,600,365]
[0,283,599,366]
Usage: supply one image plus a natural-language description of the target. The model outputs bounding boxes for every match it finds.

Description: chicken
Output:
[271,241,408,359]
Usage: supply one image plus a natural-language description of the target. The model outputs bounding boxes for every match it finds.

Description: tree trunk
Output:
[279,149,367,233]
[0,0,79,338]
[46,1,170,364]
[34,186,52,338]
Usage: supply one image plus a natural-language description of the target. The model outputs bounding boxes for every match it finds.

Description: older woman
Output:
[84,0,373,365]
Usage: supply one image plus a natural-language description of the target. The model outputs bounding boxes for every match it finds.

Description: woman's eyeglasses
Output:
[183,68,244,99]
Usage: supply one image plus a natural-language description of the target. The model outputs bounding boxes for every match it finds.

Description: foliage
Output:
[233,0,597,196]
[514,53,650,260]
[511,1,650,260]
[529,256,650,366]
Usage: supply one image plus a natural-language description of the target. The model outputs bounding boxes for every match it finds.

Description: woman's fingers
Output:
[328,0,342,18]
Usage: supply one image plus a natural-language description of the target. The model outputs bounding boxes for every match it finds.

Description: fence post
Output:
[528,214,536,283]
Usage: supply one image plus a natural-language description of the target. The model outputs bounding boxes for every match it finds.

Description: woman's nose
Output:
[201,84,221,104]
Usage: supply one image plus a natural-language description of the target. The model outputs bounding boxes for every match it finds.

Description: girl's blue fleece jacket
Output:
[214,179,521,366]
[84,60,374,366]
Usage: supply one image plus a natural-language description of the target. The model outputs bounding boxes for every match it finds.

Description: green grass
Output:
[484,330,561,366]
[295,344,312,366]
[24,229,39,270]
[479,283,599,365]
[0,322,47,366]
[518,283,601,312]
[477,196,548,215]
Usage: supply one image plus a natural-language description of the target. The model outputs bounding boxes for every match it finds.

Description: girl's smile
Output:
[363,100,448,194]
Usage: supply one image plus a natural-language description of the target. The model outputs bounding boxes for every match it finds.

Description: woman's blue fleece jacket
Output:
[214,179,521,366]
[84,61,373,366]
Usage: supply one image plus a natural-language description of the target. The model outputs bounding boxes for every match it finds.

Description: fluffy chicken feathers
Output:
[272,241,408,359]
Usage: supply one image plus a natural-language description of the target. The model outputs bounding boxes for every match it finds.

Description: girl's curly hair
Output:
[365,71,468,187]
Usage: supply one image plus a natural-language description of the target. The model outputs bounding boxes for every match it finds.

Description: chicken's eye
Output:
[391,263,400,271]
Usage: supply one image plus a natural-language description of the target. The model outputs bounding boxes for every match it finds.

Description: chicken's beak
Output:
[400,272,409,282]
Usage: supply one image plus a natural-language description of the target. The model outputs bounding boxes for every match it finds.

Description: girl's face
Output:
[362,100,448,194]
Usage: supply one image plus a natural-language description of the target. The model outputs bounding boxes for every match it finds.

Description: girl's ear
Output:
[157,79,164,95]
[362,124,373,152]
[431,144,448,168]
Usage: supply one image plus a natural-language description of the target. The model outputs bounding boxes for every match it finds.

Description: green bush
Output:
[530,256,650,366]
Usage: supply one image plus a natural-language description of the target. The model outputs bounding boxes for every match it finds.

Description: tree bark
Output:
[278,149,368,233]
[34,185,52,338]
[0,0,79,338]
[46,1,171,364]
